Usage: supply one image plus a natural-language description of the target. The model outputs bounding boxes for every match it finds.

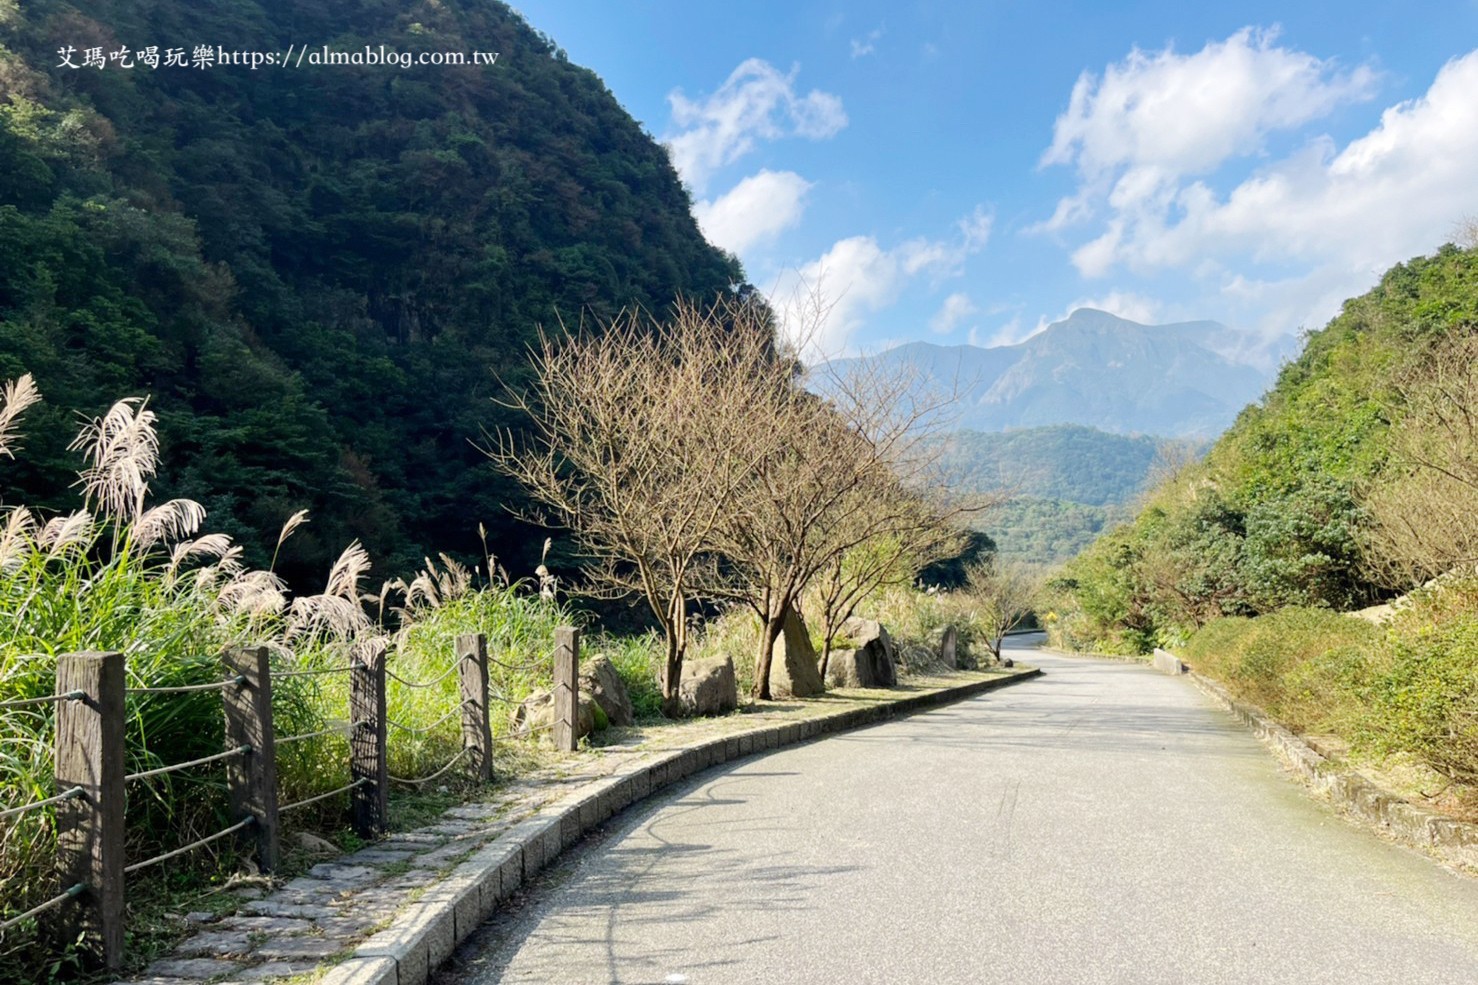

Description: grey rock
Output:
[898,642,952,677]
[243,901,336,920]
[768,608,825,698]
[220,915,315,936]
[511,688,596,741]
[939,625,977,670]
[838,618,898,687]
[293,831,341,855]
[145,958,249,980]
[826,648,874,688]
[675,656,738,717]
[580,654,635,727]
[252,937,350,961]
[175,931,253,958]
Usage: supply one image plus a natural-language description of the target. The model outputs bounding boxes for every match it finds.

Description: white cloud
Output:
[693,170,813,255]
[1042,34,1478,345]
[957,206,994,250]
[851,28,883,59]
[664,59,847,191]
[982,317,1033,348]
[769,205,991,357]
[1043,27,1376,187]
[930,292,978,334]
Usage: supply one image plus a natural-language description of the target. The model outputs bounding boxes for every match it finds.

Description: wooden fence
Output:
[0,627,583,969]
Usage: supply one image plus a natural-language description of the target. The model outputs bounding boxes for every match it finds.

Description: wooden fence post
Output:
[457,634,492,783]
[54,651,125,970]
[350,644,388,837]
[553,627,579,753]
[223,647,280,872]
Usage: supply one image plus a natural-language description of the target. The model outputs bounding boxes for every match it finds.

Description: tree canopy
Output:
[0,0,743,587]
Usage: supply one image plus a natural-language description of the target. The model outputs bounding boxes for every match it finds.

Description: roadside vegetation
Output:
[0,292,1007,978]
[1043,240,1478,815]
[0,381,583,979]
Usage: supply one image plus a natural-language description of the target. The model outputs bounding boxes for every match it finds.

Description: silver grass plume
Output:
[70,397,160,521]
[39,510,95,555]
[0,506,36,570]
[134,498,207,548]
[0,374,41,459]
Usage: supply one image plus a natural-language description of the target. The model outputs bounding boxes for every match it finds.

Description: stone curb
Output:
[1188,671,1478,873]
[322,668,1042,985]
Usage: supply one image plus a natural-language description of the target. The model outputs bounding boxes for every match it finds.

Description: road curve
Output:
[438,637,1478,984]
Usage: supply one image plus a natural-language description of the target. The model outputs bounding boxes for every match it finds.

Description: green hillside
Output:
[938,424,1165,504]
[1049,243,1478,652]
[0,0,743,586]
[934,424,1171,565]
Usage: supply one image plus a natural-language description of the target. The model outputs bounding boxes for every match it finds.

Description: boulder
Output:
[293,832,340,855]
[826,648,875,688]
[769,608,825,698]
[840,617,897,686]
[512,688,597,742]
[939,625,978,670]
[674,656,737,717]
[580,654,635,727]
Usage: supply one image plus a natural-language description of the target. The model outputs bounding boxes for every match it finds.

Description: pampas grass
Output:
[0,375,573,977]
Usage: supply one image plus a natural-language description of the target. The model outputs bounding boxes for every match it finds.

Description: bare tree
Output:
[965,558,1040,661]
[715,347,988,699]
[489,298,782,704]
[810,482,967,679]
[1364,332,1478,588]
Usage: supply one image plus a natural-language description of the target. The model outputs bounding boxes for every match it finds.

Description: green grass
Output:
[0,389,581,981]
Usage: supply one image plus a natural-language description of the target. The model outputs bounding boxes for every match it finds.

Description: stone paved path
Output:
[114,670,1013,985]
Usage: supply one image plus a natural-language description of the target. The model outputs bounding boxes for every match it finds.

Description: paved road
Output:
[439,637,1478,984]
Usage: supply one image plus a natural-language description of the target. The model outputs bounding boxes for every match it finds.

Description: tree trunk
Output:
[751,606,786,700]
[662,631,682,700]
[818,634,834,681]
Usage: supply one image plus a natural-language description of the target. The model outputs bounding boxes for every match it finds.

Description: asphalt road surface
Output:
[438,635,1478,984]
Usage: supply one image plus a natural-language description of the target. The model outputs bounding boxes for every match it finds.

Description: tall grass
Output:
[0,378,572,978]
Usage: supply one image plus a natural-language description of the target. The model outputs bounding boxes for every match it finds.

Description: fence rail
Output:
[1,628,583,971]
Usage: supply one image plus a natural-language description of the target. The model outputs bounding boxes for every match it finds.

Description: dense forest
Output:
[935,424,1170,565]
[1048,243,1478,652]
[0,0,744,587]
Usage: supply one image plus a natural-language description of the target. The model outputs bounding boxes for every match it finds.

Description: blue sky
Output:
[510,1,1478,363]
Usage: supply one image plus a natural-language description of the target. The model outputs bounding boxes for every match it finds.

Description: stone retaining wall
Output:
[1190,672,1478,874]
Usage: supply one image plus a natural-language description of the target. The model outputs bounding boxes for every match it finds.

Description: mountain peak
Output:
[817,312,1272,438]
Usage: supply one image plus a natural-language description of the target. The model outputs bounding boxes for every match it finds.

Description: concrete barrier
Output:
[1151,648,1187,675]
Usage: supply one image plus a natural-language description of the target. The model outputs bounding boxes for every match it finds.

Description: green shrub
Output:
[1185,608,1378,732]
[1365,613,1478,783]
[599,632,665,722]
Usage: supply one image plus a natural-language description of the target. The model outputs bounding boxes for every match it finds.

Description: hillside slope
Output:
[1048,243,1478,653]
[0,0,742,584]
[935,425,1167,566]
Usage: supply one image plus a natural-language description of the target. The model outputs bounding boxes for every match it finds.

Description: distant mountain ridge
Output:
[821,308,1272,438]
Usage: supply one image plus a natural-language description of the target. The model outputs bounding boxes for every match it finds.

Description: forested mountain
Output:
[935,424,1173,565]
[0,0,743,586]
[938,424,1163,506]
[823,308,1271,438]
